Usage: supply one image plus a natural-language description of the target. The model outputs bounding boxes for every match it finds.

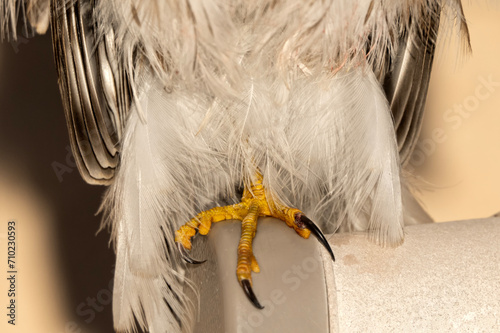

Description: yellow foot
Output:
[175,172,334,309]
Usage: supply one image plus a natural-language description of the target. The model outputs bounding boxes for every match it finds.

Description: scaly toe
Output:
[250,255,260,273]
[175,225,198,250]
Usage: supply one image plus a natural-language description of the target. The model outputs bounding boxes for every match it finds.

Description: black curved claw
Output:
[297,214,335,262]
[240,279,264,309]
[176,242,207,264]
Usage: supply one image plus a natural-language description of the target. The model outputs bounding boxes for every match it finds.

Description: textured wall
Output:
[329,218,500,331]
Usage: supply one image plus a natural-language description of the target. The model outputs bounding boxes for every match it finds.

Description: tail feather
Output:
[255,69,404,245]
[105,81,199,333]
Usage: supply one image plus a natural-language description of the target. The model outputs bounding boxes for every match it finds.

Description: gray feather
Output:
[382,1,441,165]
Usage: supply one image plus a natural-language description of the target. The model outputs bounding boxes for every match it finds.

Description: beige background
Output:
[413,2,500,221]
[0,17,114,333]
[0,2,499,333]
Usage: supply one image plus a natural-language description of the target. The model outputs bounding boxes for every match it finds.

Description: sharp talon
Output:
[240,279,264,309]
[176,242,207,264]
[299,215,335,262]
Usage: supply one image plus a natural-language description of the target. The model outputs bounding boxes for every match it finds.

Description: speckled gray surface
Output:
[328,218,500,332]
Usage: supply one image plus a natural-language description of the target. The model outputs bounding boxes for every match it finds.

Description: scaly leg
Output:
[175,171,334,308]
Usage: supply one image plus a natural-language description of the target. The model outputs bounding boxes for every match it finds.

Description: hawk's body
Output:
[1,0,469,332]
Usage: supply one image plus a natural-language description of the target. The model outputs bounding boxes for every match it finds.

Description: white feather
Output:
[105,81,206,332]
[92,0,470,99]
[104,67,403,332]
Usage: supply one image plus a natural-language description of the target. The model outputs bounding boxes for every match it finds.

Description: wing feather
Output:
[50,0,127,184]
[382,1,441,165]
[382,0,470,165]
